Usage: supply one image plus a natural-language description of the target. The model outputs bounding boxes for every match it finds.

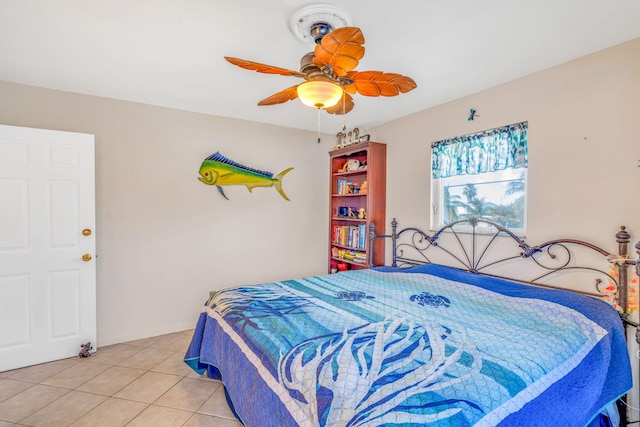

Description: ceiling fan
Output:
[224,21,417,115]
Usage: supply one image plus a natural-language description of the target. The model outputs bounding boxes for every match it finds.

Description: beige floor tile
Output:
[117,347,175,370]
[148,332,193,352]
[127,404,193,427]
[20,390,106,427]
[0,378,34,403]
[70,397,148,427]
[185,370,220,381]
[0,384,69,423]
[197,386,236,419]
[88,343,144,365]
[76,365,146,396]
[113,371,182,403]
[151,351,193,376]
[184,413,243,427]
[5,358,76,383]
[41,360,110,389]
[155,377,220,412]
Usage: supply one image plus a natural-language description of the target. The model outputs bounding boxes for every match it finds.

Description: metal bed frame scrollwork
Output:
[369,217,640,426]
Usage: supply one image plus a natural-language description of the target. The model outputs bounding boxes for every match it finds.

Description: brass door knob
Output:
[82,254,92,262]
[82,229,92,236]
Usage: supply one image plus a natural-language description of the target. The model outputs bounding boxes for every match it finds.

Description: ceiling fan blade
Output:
[344,71,417,97]
[323,93,354,115]
[313,27,365,77]
[224,57,306,78]
[257,85,300,106]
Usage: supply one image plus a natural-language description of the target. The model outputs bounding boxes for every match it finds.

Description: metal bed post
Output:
[368,219,398,268]
[616,227,630,427]
[616,228,640,427]
[633,241,640,427]
[616,227,630,321]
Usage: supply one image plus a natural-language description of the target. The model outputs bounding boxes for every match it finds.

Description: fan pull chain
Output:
[317,108,321,143]
[342,93,347,132]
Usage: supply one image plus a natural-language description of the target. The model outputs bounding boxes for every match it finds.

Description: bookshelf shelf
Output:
[331,217,366,222]
[333,169,367,177]
[328,141,386,273]
[332,243,366,250]
[330,257,368,267]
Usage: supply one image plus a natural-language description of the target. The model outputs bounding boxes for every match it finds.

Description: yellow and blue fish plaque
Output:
[198,152,293,201]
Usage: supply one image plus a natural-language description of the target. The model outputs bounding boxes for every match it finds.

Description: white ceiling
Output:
[1,1,639,133]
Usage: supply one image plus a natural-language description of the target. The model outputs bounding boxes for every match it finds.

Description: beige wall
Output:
[0,82,333,345]
[372,37,640,251]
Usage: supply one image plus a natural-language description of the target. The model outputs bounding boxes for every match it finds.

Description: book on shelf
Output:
[335,248,367,264]
[332,224,367,250]
[337,179,355,195]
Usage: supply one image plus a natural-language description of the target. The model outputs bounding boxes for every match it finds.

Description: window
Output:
[430,121,528,232]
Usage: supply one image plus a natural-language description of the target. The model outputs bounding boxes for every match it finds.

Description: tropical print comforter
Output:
[184,264,631,427]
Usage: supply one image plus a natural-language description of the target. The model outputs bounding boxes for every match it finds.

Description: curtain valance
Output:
[431,121,528,178]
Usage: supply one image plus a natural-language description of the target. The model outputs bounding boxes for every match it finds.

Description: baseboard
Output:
[97,320,197,347]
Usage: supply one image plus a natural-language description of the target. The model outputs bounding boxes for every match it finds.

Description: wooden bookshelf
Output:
[329,141,386,273]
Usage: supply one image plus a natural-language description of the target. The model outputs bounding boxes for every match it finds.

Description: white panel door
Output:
[0,124,95,372]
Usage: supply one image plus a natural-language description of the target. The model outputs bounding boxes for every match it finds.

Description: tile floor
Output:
[0,330,243,426]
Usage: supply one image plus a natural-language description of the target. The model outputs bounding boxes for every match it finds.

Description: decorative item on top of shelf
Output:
[358,134,370,142]
[358,208,366,219]
[198,152,294,201]
[334,127,362,150]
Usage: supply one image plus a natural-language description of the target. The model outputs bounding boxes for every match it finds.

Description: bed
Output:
[184,218,639,426]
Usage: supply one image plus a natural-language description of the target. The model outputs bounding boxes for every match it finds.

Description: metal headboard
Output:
[370,217,639,318]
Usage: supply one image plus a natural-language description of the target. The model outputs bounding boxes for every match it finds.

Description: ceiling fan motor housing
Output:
[300,52,322,76]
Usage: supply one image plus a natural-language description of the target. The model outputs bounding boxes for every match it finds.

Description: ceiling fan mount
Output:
[309,22,334,44]
[289,4,352,44]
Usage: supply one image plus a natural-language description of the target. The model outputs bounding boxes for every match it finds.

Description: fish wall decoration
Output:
[198,152,294,201]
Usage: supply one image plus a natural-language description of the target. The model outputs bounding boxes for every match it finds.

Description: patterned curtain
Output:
[431,121,528,178]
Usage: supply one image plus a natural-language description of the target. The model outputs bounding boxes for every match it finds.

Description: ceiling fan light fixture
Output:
[297,81,343,109]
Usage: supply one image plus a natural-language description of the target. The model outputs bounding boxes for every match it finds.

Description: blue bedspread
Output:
[185,265,631,427]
